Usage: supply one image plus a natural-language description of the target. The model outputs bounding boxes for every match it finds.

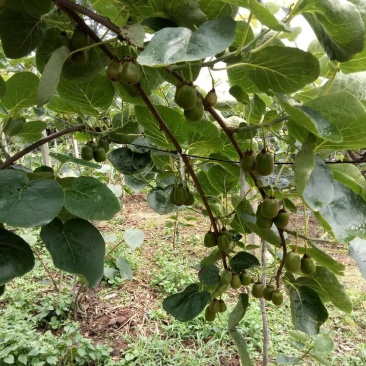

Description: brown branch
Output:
[275,229,287,290]
[58,6,115,59]
[0,126,85,170]
[53,0,121,35]
[133,84,218,231]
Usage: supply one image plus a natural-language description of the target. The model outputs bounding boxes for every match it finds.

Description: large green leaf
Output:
[4,0,52,17]
[38,46,70,107]
[0,228,35,286]
[57,74,114,110]
[207,165,238,194]
[18,121,47,142]
[230,251,260,274]
[290,285,328,336]
[49,153,101,169]
[137,17,236,66]
[1,72,39,111]
[0,170,64,227]
[231,46,319,94]
[134,105,188,149]
[279,99,342,143]
[298,0,365,62]
[349,237,366,280]
[302,157,366,242]
[187,119,223,156]
[146,187,176,215]
[329,163,366,196]
[121,0,207,29]
[64,176,120,221]
[109,147,152,174]
[198,264,220,285]
[162,283,211,322]
[292,92,366,149]
[0,9,46,59]
[199,0,238,20]
[310,266,352,312]
[40,218,105,288]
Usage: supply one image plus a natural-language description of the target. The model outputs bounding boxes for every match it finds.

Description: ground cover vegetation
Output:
[1,0,366,364]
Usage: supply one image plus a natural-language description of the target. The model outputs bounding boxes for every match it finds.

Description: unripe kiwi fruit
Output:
[203,88,217,107]
[184,99,204,122]
[106,59,123,81]
[240,271,252,286]
[271,290,284,306]
[220,269,233,285]
[255,149,274,176]
[93,147,107,162]
[263,285,275,301]
[81,145,94,161]
[120,61,141,85]
[240,150,256,173]
[261,197,279,219]
[204,231,217,248]
[285,251,301,273]
[175,84,197,110]
[217,234,230,251]
[301,254,316,275]
[205,306,216,321]
[273,209,290,229]
[231,274,242,289]
[252,282,264,298]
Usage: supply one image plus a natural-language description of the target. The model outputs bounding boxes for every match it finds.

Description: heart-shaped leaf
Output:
[40,218,105,288]
[0,228,35,286]
[230,252,260,274]
[198,264,220,285]
[163,283,211,322]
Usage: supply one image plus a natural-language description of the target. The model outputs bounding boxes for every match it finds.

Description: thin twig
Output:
[261,240,269,366]
[0,126,85,169]
[33,248,59,293]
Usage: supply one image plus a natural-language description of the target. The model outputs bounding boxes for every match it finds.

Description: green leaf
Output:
[40,218,105,288]
[290,92,366,149]
[123,228,144,250]
[116,256,133,280]
[229,329,253,366]
[0,228,35,286]
[200,248,222,267]
[329,163,365,196]
[104,267,118,280]
[230,251,260,274]
[64,176,120,221]
[0,9,46,59]
[89,0,129,26]
[309,351,332,366]
[137,17,236,66]
[234,0,290,32]
[49,152,102,169]
[135,105,188,149]
[207,165,238,194]
[38,46,70,107]
[302,157,366,242]
[294,134,316,195]
[314,335,334,355]
[163,283,211,322]
[3,116,25,136]
[18,121,47,142]
[311,266,352,312]
[228,293,249,330]
[290,285,328,336]
[147,187,176,215]
[230,46,319,94]
[120,23,145,48]
[58,74,114,110]
[288,330,310,343]
[5,0,52,17]
[123,0,207,29]
[276,353,299,365]
[298,0,365,62]
[0,75,6,98]
[199,0,238,20]
[279,100,342,143]
[198,264,220,285]
[349,237,366,280]
[0,170,64,227]
[109,147,152,174]
[1,72,39,111]
[229,85,250,105]
[187,119,223,156]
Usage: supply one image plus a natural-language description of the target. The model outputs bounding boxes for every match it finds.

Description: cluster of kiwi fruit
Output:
[256,197,290,231]
[106,58,141,85]
[81,138,109,163]
[285,249,317,275]
[240,148,274,176]
[174,83,217,122]
[204,298,227,321]
[203,227,235,252]
[251,282,284,305]
[169,184,195,206]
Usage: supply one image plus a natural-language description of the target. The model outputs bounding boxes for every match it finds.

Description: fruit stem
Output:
[275,229,287,290]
